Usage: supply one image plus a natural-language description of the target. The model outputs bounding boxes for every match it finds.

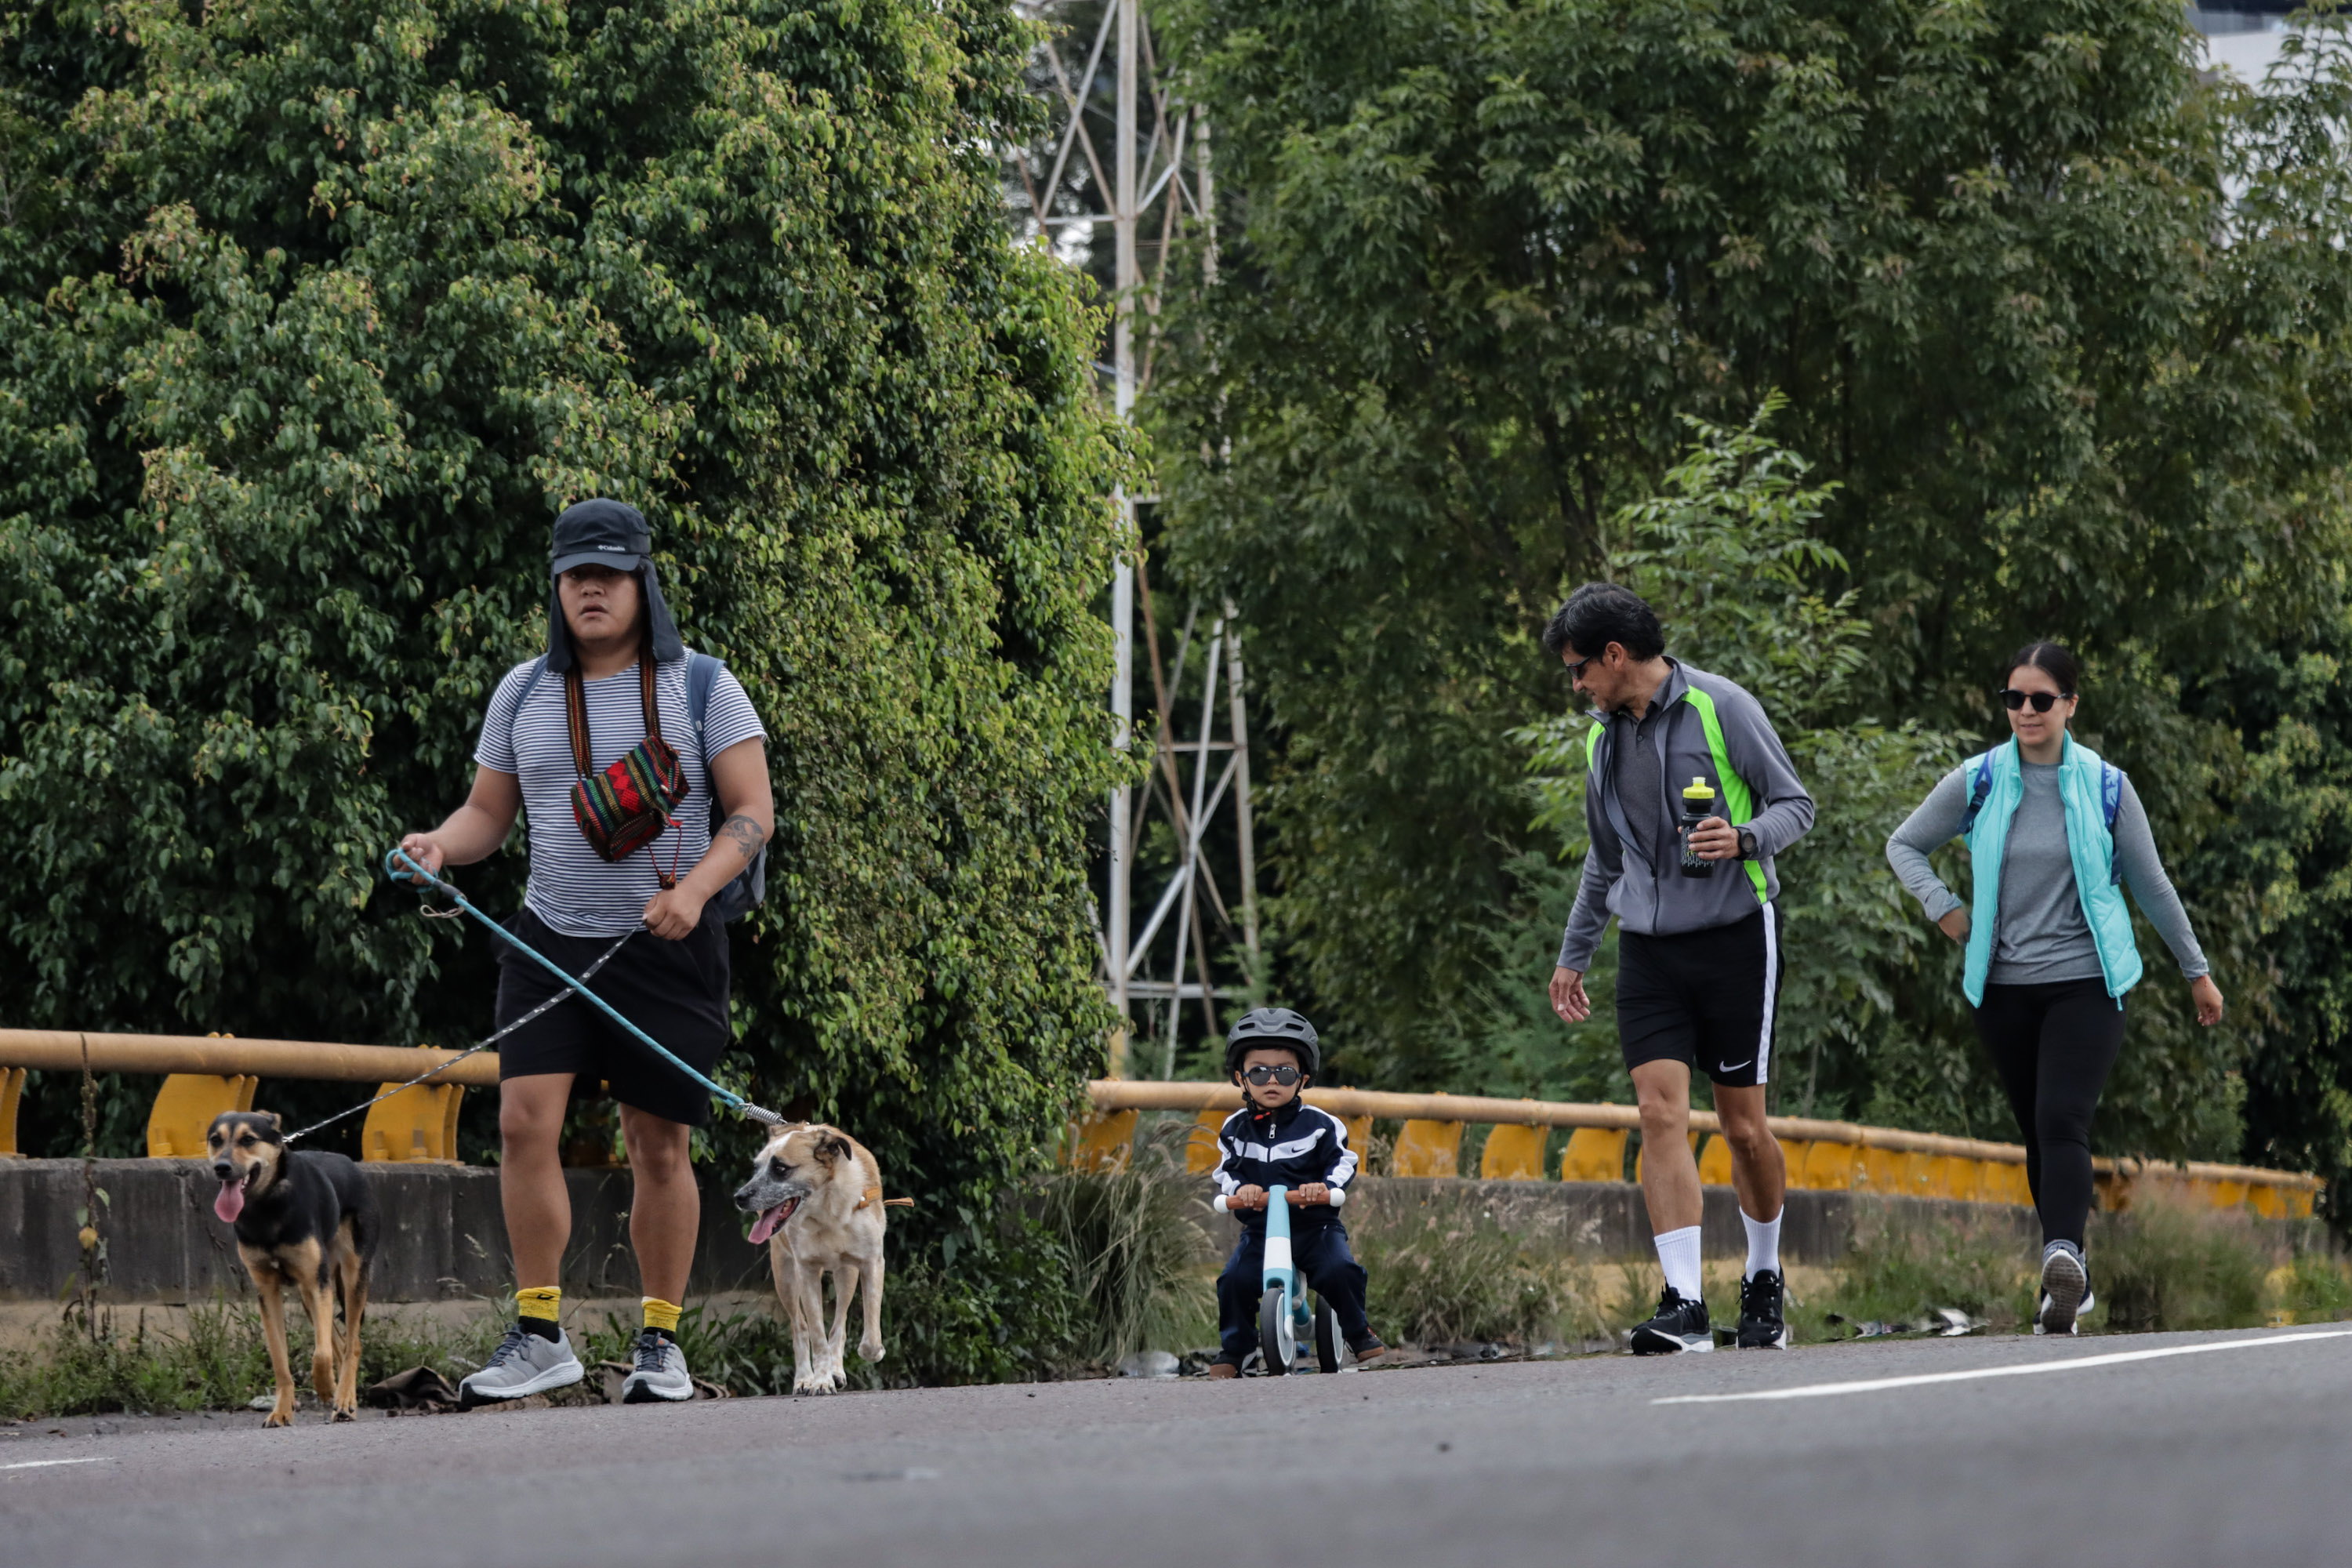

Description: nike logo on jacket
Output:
[1214,1100,1358,1230]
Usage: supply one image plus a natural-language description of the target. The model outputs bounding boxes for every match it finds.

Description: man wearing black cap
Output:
[400,499,772,1406]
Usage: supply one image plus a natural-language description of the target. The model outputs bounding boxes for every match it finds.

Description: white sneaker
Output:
[2034,1243,2089,1336]
[619,1329,695,1403]
[459,1325,585,1407]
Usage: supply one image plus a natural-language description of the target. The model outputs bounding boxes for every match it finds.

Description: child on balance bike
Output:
[1207,1008,1386,1377]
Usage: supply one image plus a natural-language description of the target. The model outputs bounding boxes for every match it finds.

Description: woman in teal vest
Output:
[1886,642,2223,1335]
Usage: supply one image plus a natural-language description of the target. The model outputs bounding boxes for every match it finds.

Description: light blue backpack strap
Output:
[1955,752,1996,837]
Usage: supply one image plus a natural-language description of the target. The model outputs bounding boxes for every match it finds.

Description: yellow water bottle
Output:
[1679,778,1716,878]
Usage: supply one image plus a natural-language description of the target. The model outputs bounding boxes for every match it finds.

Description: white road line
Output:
[1654,1327,2352,1405]
[1,1457,113,1472]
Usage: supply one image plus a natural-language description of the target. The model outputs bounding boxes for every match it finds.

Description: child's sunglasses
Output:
[1999,688,2071,713]
[1241,1064,1302,1086]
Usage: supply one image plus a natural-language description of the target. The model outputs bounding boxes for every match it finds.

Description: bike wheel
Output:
[1313,1294,1341,1374]
[1260,1285,1294,1375]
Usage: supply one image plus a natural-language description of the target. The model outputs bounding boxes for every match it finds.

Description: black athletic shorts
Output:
[494,905,732,1127]
[1616,905,1783,1087]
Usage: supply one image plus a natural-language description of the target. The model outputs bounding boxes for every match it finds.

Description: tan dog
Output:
[731,1123,895,1394]
[205,1111,378,1425]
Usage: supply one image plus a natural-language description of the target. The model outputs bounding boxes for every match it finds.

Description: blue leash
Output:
[385,847,782,1127]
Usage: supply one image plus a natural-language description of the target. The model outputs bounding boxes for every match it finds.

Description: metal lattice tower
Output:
[1007,1,1258,1077]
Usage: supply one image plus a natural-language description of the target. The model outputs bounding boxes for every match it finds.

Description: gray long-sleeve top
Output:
[1884,761,2209,985]
[1556,659,1815,970]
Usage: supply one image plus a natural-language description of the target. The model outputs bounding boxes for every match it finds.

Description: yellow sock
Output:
[516,1286,562,1337]
[642,1296,682,1338]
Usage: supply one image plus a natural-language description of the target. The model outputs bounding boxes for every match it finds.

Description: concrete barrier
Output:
[5,1159,2330,1313]
[0,1159,779,1305]
[0,1156,2030,1305]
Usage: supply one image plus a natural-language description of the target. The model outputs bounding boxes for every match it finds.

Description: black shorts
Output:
[1617,905,1783,1087]
[494,906,732,1127]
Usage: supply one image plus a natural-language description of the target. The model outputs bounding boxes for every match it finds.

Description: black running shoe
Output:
[1736,1269,1789,1349]
[1628,1287,1712,1355]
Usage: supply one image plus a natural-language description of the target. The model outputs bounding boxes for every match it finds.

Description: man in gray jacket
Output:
[1543,583,1815,1352]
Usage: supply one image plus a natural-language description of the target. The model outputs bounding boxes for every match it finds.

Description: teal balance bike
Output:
[1222,1184,1345,1375]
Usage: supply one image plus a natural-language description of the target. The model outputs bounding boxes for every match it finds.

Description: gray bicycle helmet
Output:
[1224,1007,1320,1079]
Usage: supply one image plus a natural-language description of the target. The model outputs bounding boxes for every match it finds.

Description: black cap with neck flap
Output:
[545,498,684,673]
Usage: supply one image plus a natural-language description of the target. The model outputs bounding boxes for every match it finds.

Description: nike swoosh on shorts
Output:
[1719,1059,1752,1073]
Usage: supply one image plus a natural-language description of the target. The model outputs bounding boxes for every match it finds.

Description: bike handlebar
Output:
[1211,1185,1346,1214]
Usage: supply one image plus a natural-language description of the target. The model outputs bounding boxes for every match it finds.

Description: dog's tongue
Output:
[748,1202,792,1246]
[214,1177,245,1223]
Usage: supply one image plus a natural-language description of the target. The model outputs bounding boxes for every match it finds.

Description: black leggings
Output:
[1972,978,2125,1249]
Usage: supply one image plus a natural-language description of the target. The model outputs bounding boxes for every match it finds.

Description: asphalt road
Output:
[6,1325,2350,1567]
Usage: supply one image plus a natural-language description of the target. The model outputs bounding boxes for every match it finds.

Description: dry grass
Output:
[1031,1126,1217,1367]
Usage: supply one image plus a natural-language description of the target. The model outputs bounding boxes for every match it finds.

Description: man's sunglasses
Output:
[1999,688,2072,713]
[1562,652,1599,681]
[1241,1064,1302,1087]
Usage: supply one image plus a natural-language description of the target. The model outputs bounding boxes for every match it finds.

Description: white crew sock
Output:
[1741,1208,1784,1280]
[1653,1225,1703,1302]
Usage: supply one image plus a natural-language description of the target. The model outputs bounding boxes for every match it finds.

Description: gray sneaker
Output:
[2035,1242,2089,1337]
[459,1325,585,1408]
[619,1328,695,1403]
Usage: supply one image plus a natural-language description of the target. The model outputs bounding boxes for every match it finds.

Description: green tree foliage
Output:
[0,0,1134,1345]
[2196,615,2352,1182]
[1151,0,2352,1169]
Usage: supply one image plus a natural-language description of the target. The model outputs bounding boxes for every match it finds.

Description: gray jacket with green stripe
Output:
[1555,659,1814,971]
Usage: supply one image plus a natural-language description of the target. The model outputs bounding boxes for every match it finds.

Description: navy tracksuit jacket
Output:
[1214,1098,1370,1359]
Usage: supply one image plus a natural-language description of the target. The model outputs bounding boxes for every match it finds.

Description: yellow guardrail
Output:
[1073,1080,2323,1221]
[0,1029,492,1164]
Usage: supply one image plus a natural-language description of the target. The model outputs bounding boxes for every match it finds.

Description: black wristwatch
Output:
[1736,827,1759,861]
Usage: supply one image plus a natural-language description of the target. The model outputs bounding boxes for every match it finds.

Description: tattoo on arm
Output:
[717,814,768,865]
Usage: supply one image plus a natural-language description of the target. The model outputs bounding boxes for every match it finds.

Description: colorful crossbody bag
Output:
[565,657,690,882]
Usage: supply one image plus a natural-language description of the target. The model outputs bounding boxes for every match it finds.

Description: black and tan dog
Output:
[205,1111,379,1425]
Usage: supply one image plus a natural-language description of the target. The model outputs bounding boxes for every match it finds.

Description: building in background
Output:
[2190,2,2292,82]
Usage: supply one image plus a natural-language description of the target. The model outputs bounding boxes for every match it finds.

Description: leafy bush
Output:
[2275,1247,2352,1323]
[0,0,1134,1377]
[572,1163,1213,1392]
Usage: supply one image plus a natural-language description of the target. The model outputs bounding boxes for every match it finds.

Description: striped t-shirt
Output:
[475,653,768,936]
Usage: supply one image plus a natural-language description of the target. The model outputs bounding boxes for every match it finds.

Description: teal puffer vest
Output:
[1959,735,2142,1008]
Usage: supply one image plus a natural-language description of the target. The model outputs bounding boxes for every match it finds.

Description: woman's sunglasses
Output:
[1241,1064,1301,1087]
[1999,688,2072,713]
